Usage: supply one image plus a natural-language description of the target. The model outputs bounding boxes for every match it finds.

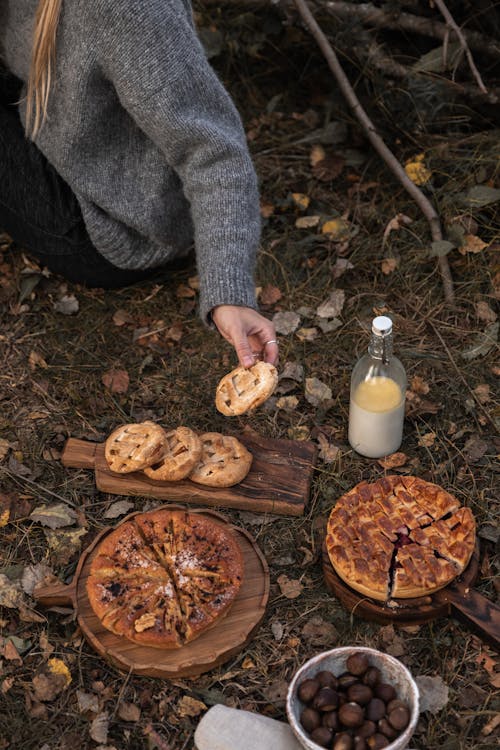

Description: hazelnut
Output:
[354,739,368,750]
[338,702,365,728]
[346,652,370,676]
[322,710,340,731]
[365,698,386,722]
[374,683,397,703]
[355,720,377,739]
[388,705,410,731]
[347,683,373,706]
[313,687,339,712]
[310,726,333,747]
[333,733,354,750]
[377,718,398,740]
[297,678,320,704]
[367,733,390,749]
[300,706,321,733]
[386,699,407,714]
[362,666,381,688]
[338,672,359,689]
[316,669,338,689]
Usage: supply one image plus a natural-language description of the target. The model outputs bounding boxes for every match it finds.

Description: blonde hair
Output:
[26,0,63,138]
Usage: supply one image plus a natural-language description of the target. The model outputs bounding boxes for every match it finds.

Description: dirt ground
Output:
[0,9,499,750]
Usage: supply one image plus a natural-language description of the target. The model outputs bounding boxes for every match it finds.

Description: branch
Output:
[292,0,455,303]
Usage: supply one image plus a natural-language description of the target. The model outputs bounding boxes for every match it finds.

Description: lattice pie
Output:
[86,509,244,647]
[326,476,475,601]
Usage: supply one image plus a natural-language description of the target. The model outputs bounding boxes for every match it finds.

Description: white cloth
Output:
[194,704,303,750]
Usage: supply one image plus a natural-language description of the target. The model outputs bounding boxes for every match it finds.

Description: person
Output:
[0,0,278,369]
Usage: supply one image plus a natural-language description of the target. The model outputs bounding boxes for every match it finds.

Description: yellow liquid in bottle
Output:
[348,376,404,457]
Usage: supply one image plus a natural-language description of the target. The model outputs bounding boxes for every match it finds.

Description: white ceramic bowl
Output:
[286,646,419,750]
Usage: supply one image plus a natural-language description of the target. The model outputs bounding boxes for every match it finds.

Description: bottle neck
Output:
[368,332,393,363]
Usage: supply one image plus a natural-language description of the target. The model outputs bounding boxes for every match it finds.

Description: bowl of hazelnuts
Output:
[286,646,419,750]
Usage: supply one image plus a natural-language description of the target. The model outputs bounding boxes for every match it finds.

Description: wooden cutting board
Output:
[61,428,317,516]
[322,542,500,651]
[34,507,270,678]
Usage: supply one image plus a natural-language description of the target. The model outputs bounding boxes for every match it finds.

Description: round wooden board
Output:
[73,507,269,678]
[322,541,480,625]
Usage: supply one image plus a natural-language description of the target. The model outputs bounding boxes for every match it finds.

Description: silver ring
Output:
[264,339,278,346]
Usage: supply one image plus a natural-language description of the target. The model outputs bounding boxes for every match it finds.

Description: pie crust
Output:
[104,422,167,474]
[188,432,253,487]
[326,476,476,601]
[143,426,202,482]
[86,509,244,647]
[216,361,278,416]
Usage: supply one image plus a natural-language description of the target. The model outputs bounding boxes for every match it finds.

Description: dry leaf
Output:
[118,701,141,722]
[3,639,22,665]
[317,433,340,464]
[415,675,449,714]
[316,289,345,319]
[176,283,195,299]
[33,658,72,702]
[404,153,432,186]
[381,257,399,275]
[461,322,499,360]
[459,234,488,255]
[301,616,338,647]
[241,656,255,669]
[53,294,79,315]
[277,574,303,599]
[259,285,282,305]
[101,368,129,394]
[77,689,100,715]
[463,436,488,462]
[177,696,207,718]
[377,452,408,469]
[291,192,310,210]
[321,218,351,241]
[475,300,497,323]
[43,527,87,565]
[276,395,299,411]
[418,432,436,448]
[21,562,56,596]
[263,680,289,705]
[260,202,275,218]
[280,362,304,382]
[305,377,332,407]
[272,311,301,335]
[30,503,77,530]
[382,213,413,245]
[332,258,354,280]
[0,439,10,462]
[287,426,310,441]
[312,154,344,181]
[474,384,490,403]
[90,712,109,744]
[29,351,48,370]
[411,375,430,395]
[295,215,320,229]
[310,143,326,167]
[112,309,134,326]
[103,500,135,519]
[0,574,26,608]
[295,326,319,342]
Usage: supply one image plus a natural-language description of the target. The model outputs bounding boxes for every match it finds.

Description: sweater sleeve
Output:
[94,0,260,323]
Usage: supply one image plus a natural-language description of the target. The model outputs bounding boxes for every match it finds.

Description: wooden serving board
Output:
[323,542,500,651]
[61,429,317,517]
[34,507,270,678]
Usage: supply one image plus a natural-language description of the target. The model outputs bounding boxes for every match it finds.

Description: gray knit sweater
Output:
[0,0,260,321]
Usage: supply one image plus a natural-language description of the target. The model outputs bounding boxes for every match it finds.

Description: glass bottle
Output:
[348,315,407,458]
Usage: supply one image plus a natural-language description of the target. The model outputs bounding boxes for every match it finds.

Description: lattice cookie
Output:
[143,426,202,482]
[216,361,278,416]
[104,422,167,474]
[189,432,253,487]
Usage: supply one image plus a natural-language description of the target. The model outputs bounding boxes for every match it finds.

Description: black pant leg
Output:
[0,70,154,289]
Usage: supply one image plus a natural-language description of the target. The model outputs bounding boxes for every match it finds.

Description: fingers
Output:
[211,305,279,368]
[262,338,279,366]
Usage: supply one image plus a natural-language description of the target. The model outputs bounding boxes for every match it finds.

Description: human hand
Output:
[211,305,279,368]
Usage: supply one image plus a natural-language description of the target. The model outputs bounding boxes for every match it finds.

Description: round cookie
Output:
[215,361,278,416]
[104,421,167,474]
[143,426,202,482]
[189,432,253,487]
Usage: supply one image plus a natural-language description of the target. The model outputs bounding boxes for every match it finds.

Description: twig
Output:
[291,0,455,302]
[0,467,78,508]
[432,0,489,94]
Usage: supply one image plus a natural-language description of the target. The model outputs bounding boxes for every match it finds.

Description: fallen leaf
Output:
[332,258,354,280]
[301,616,338,647]
[112,308,134,326]
[259,285,282,305]
[317,433,340,464]
[263,680,289,705]
[459,234,488,255]
[287,426,311,441]
[76,689,100,715]
[177,696,207,718]
[21,562,57,595]
[118,701,141,722]
[474,384,490,404]
[33,658,72,702]
[291,192,310,210]
[318,318,342,334]
[53,294,79,315]
[312,154,345,181]
[381,257,399,275]
[316,289,345,319]
[271,621,284,641]
[0,439,10,462]
[295,215,320,229]
[241,656,256,669]
[475,301,497,323]
[90,712,109,744]
[272,311,301,335]
[305,377,332,407]
[321,217,351,241]
[481,713,500,736]
[461,322,499,360]
[462,436,488,462]
[295,327,319,342]
[280,362,304,383]
[3,639,22,665]
[101,368,129,394]
[0,574,25,608]
[310,143,326,167]
[277,574,303,599]
[415,675,449,713]
[382,213,413,245]
[404,153,432,185]
[176,283,195,299]
[411,375,430,395]
[103,500,135,519]
[377,452,408,469]
[418,432,436,448]
[29,351,48,370]
[276,395,299,411]
[30,503,77,530]
[43,527,87,565]
[260,202,275,218]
